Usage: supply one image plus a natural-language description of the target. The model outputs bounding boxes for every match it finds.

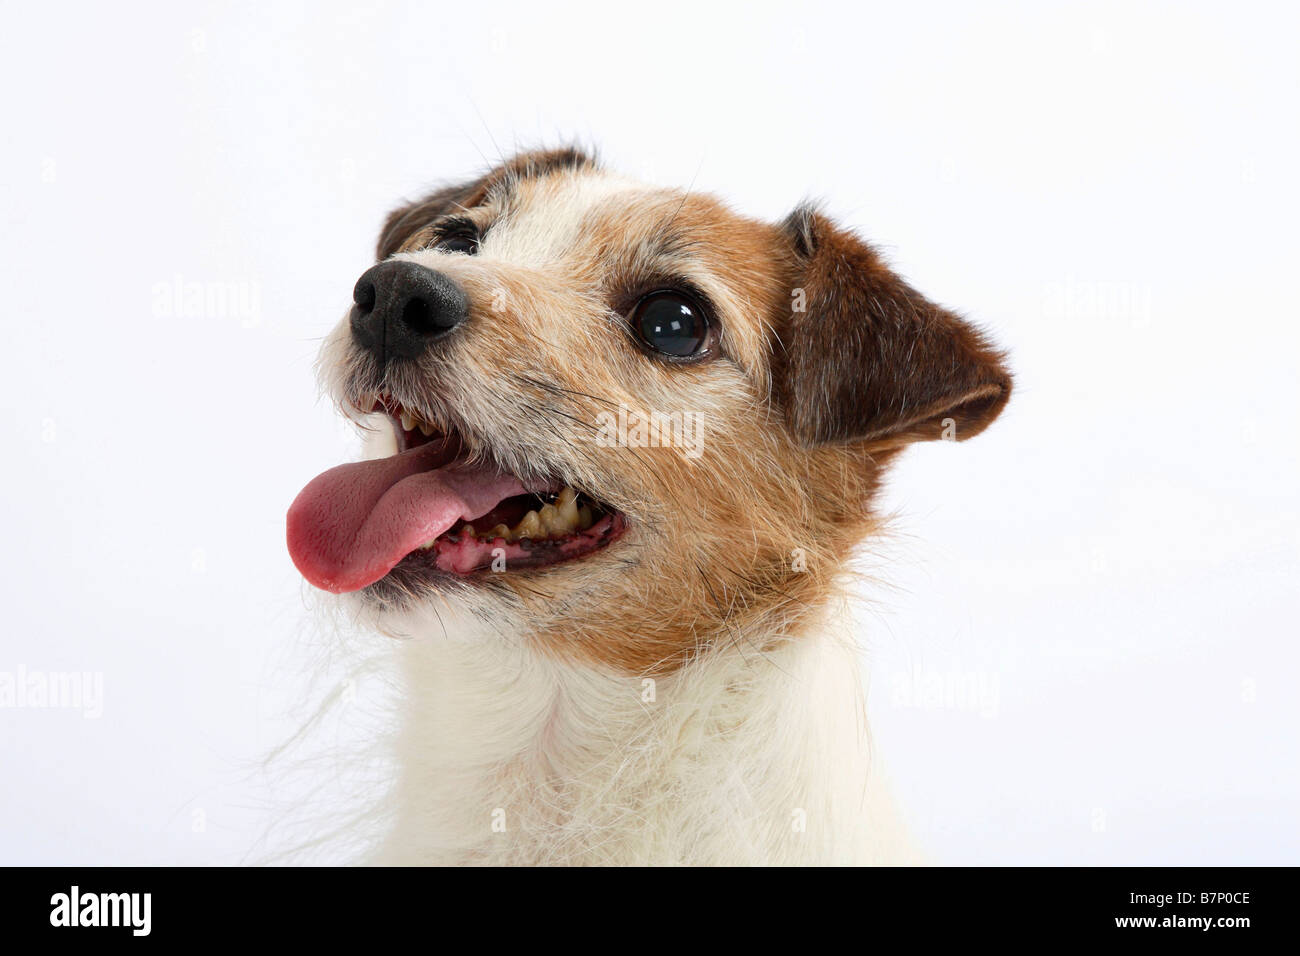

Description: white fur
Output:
[362,599,918,866]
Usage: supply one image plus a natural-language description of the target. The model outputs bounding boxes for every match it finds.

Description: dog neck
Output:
[366,597,917,865]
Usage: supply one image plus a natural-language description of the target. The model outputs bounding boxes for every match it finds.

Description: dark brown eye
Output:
[631,291,710,358]
[435,231,478,255]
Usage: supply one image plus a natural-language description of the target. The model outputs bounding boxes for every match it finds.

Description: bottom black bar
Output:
[0,866,1285,943]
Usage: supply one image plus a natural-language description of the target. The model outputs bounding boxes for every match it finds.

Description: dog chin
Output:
[337,580,505,645]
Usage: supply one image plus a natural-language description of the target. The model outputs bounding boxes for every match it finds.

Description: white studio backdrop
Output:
[1,0,1296,864]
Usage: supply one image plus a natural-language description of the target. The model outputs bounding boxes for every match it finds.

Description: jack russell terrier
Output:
[287,148,1011,865]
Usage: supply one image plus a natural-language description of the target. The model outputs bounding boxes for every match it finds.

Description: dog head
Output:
[287,148,1010,673]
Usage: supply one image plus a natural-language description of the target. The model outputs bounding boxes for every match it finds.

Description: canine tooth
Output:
[577,504,593,530]
[418,420,436,436]
[514,510,542,540]
[555,489,579,528]
[400,411,416,432]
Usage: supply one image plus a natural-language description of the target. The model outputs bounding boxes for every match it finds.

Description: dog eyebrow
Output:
[483,148,597,207]
[650,225,703,261]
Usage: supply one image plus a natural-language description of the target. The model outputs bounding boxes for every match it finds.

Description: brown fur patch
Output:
[775,205,1011,448]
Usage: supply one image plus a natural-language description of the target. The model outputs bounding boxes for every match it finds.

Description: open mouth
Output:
[286,395,626,594]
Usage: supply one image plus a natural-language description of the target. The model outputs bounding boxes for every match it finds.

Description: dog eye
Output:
[434,231,479,255]
[631,291,710,358]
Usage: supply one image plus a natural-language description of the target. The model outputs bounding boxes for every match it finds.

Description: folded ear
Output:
[775,206,1011,448]
[376,178,488,260]
[375,147,598,260]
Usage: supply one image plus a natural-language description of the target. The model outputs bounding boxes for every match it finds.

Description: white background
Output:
[1,0,1296,865]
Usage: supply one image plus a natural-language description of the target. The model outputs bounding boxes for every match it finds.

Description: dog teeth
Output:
[391,405,439,435]
[514,509,543,540]
[420,487,596,551]
[503,486,589,541]
[555,486,578,525]
[538,503,561,533]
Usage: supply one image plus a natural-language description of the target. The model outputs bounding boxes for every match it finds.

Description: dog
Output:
[286,147,1011,865]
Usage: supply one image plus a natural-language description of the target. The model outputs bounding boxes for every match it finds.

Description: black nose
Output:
[349,260,469,364]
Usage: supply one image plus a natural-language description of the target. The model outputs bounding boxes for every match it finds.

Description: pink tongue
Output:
[287,440,530,593]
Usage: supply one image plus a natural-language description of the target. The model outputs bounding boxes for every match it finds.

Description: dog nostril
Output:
[353,279,377,315]
[401,296,455,336]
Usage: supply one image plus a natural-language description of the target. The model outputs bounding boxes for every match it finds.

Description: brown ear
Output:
[375,147,598,260]
[775,206,1011,448]
[376,178,488,260]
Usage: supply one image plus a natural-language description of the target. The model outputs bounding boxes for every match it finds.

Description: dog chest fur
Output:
[368,601,918,866]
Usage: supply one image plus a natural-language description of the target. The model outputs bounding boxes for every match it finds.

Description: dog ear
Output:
[375,179,487,261]
[775,205,1011,448]
[375,147,599,260]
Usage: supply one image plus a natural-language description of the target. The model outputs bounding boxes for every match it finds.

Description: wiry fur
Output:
[300,148,1010,865]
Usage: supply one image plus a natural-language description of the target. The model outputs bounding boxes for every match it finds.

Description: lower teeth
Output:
[417,487,598,550]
